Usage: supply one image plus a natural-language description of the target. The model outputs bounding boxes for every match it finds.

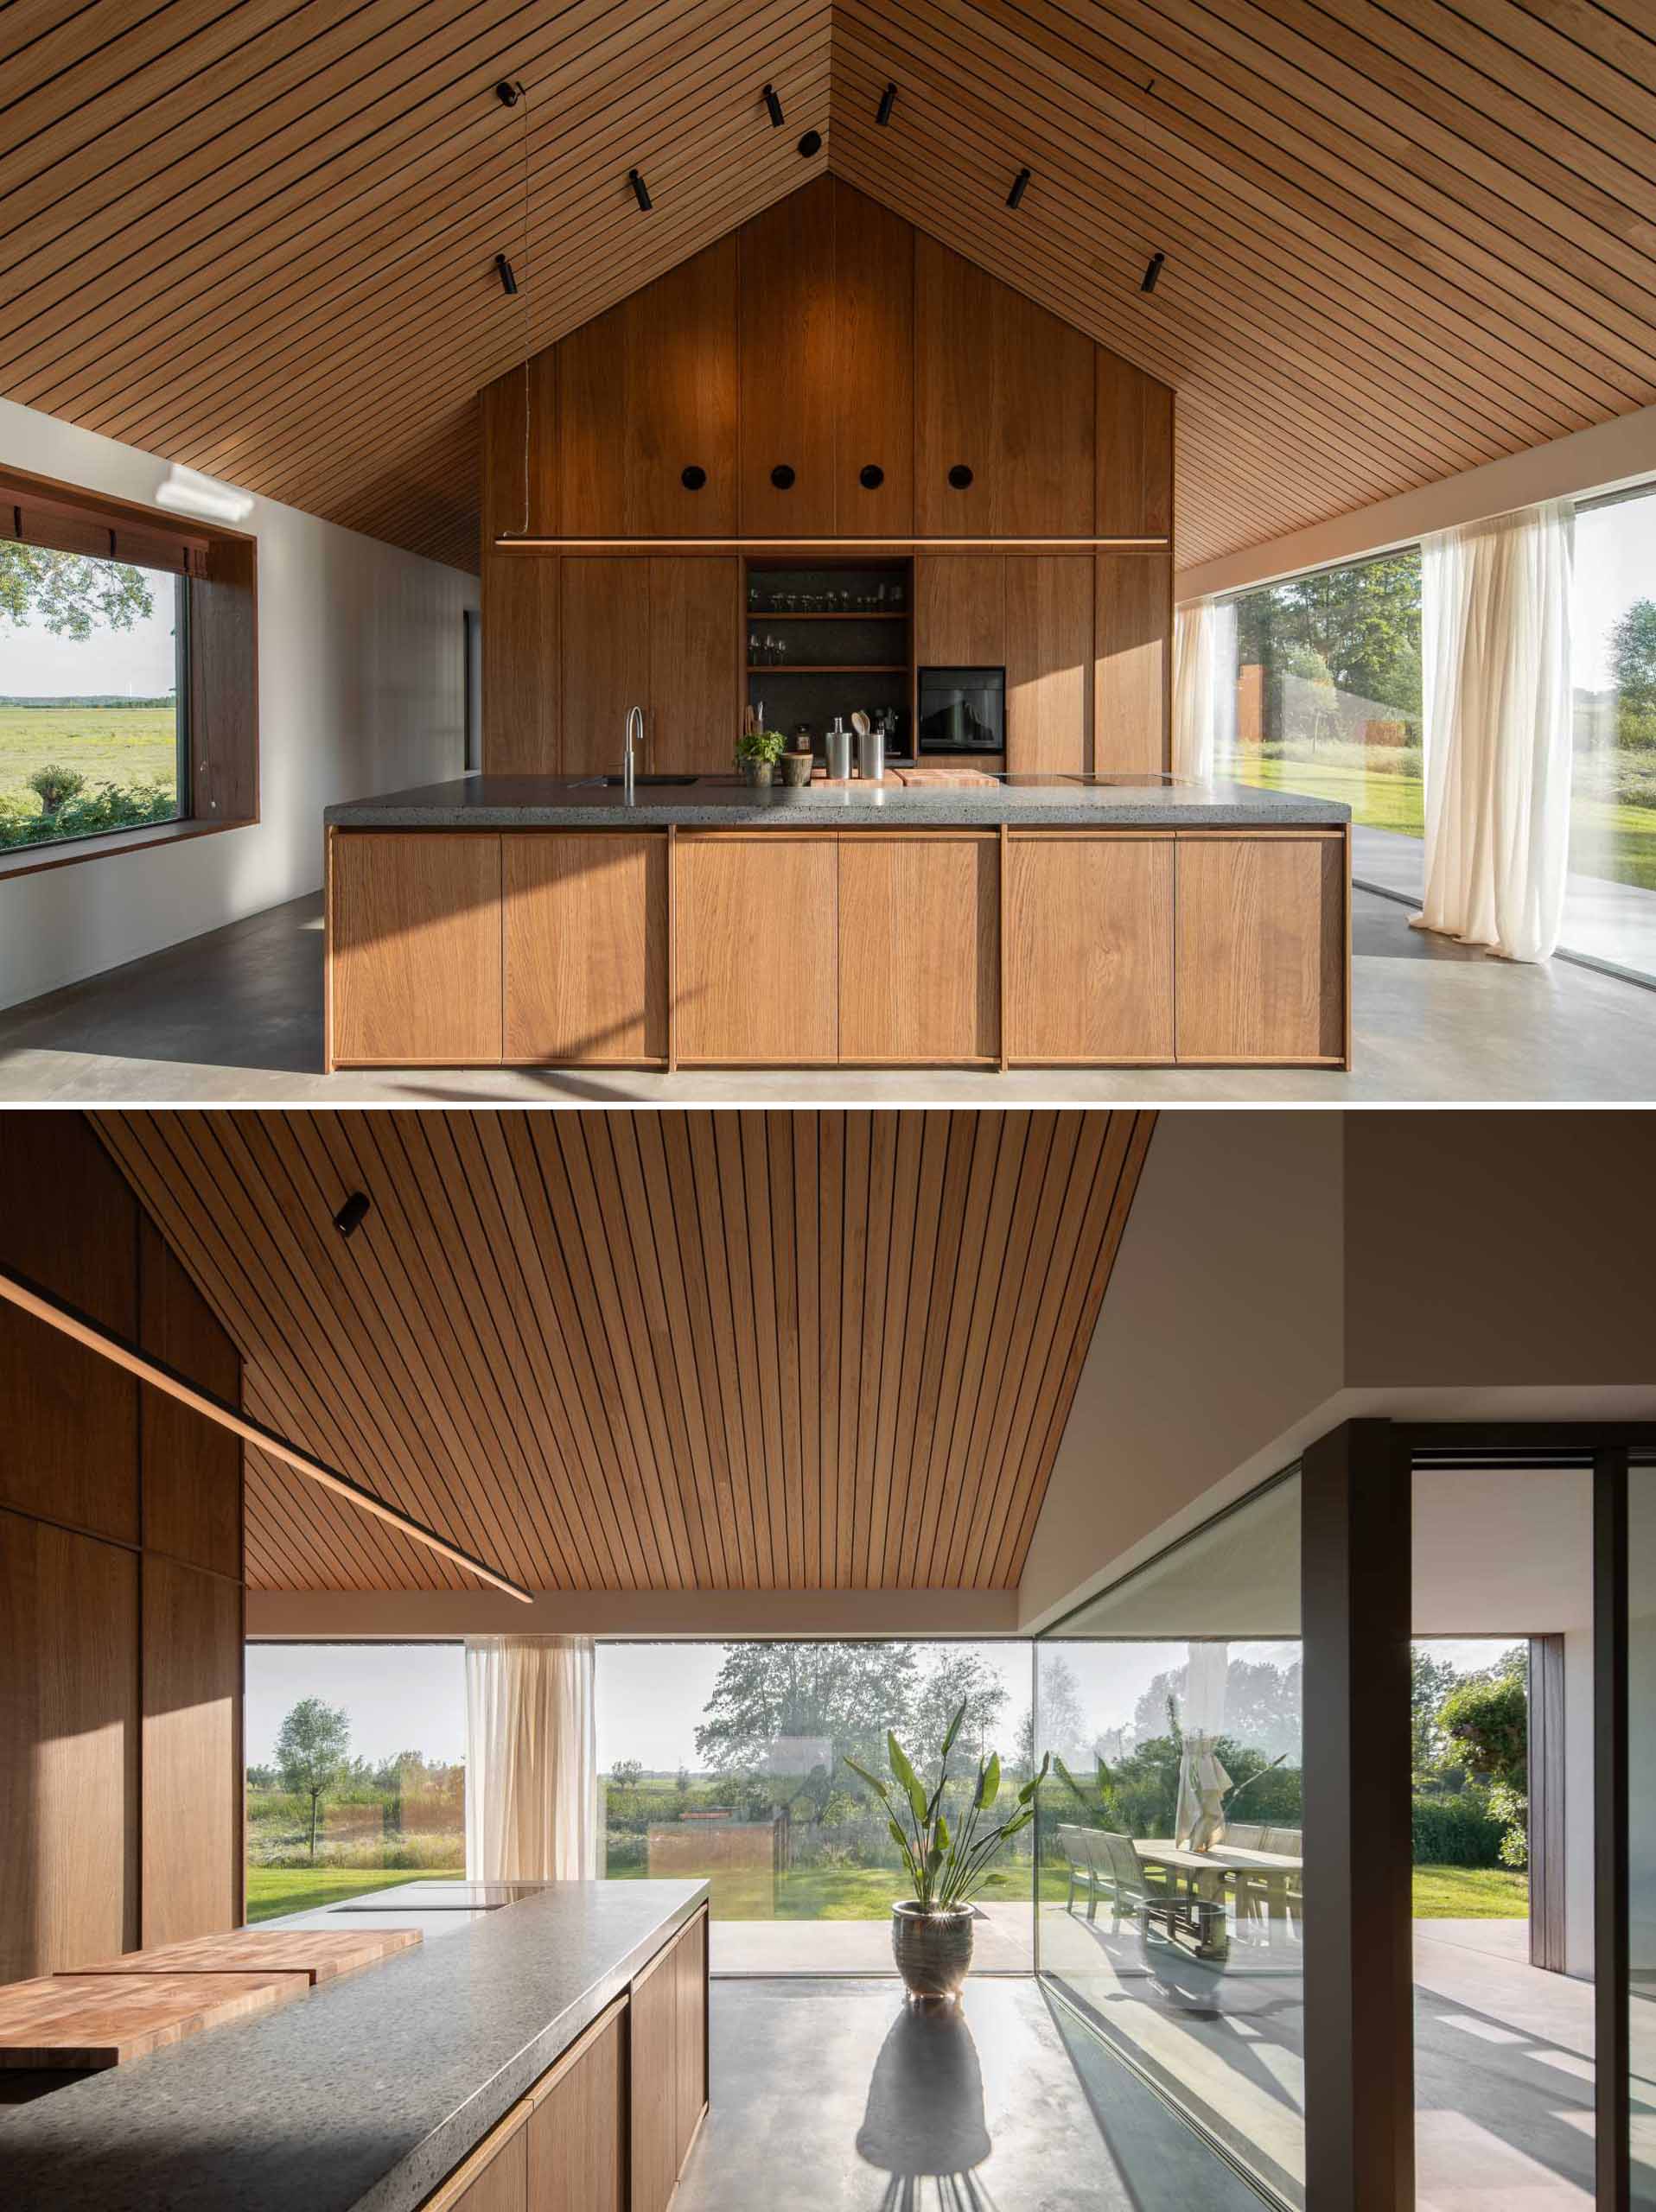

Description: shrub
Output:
[27,763,86,812]
[1411,1790,1505,1866]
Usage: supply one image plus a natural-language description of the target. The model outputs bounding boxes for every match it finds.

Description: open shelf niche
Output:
[742,556,915,762]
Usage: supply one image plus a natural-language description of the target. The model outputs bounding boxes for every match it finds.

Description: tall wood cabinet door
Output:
[330,834,503,1064]
[0,1113,138,1543]
[1097,352,1173,540]
[558,302,627,536]
[738,178,836,536]
[915,557,1004,666]
[1175,836,1347,1063]
[0,1516,138,1980]
[674,836,838,1063]
[629,1948,678,2212]
[1095,553,1170,775]
[627,237,738,537]
[140,1219,240,1581]
[483,554,559,774]
[839,837,999,1062]
[504,834,669,1064]
[650,558,739,772]
[1006,558,1092,773]
[562,559,650,775]
[1006,835,1174,1061]
[142,1554,239,1948]
[997,289,1095,537]
[832,181,914,534]
[914,237,1000,535]
[526,2005,626,2212]
[673,1912,708,2171]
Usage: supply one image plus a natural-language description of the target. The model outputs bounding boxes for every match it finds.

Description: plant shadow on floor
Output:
[857,2000,996,2205]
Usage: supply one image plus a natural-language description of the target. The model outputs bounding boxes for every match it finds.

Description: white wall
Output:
[0,399,478,1011]
[1175,400,1656,604]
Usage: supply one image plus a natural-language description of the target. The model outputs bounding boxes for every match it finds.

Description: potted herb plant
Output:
[845,1705,1048,2000]
[736,728,786,787]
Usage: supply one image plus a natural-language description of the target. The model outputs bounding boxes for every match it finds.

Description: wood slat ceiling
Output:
[7,4,1649,575]
[92,1109,1155,1596]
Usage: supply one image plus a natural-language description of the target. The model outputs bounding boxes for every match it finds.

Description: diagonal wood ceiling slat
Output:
[8,3,1652,572]
[91,1110,1152,1596]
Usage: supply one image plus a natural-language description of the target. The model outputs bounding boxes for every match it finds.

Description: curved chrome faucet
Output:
[623,705,645,800]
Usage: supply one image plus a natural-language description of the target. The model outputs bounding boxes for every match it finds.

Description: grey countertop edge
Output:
[322,782,1350,831]
[0,1880,708,2212]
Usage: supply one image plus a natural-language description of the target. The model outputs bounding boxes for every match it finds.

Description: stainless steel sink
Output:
[571,773,699,788]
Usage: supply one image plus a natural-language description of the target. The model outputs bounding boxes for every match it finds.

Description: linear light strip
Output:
[492,536,1171,552]
[0,1262,533,1604]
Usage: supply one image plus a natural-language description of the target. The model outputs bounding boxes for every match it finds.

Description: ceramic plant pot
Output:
[740,760,774,788]
[780,751,813,788]
[890,1901,974,1999]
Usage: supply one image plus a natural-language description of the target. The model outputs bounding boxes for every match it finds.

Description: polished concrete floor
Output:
[673,1976,1265,2211]
[2,883,1654,1101]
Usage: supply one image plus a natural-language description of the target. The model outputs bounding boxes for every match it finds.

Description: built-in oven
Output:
[918,666,1005,755]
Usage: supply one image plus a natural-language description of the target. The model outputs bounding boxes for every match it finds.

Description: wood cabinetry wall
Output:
[0,1113,244,1982]
[479,178,1173,778]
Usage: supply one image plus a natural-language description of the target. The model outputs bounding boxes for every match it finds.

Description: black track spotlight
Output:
[628,167,653,212]
[1007,166,1031,210]
[876,81,897,126]
[494,252,518,296]
[333,1192,372,1240]
[494,79,521,107]
[763,82,785,127]
[797,128,822,158]
[1141,250,1166,294]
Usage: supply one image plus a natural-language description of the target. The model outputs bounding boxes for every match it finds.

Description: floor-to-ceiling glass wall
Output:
[1034,1472,1306,2209]
[1629,1456,1656,2204]
[595,1640,1036,1974]
[1568,485,1656,982]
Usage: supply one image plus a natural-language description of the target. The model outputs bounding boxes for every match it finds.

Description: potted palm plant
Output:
[845,1704,1048,2000]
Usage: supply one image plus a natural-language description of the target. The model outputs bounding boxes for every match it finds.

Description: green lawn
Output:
[605,1862,1063,1918]
[0,703,177,810]
[1411,1864,1528,1918]
[245,1866,462,1923]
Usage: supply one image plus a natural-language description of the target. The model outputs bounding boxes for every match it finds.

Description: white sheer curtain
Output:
[1414,499,1575,963]
[1172,596,1237,781]
[464,1634,598,1882]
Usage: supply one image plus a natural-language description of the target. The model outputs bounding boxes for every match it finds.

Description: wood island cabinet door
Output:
[526,2005,626,2212]
[1006,834,1174,1062]
[629,1945,678,2212]
[674,836,838,1063]
[839,836,999,1062]
[430,2113,527,2212]
[562,560,651,776]
[649,558,739,773]
[674,1910,708,2172]
[504,833,668,1064]
[330,834,503,1065]
[1175,835,1347,1062]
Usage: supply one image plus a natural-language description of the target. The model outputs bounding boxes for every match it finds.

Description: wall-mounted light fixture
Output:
[334,1191,372,1239]
[763,83,785,127]
[1141,251,1166,293]
[877,82,898,125]
[628,168,653,212]
[1007,167,1031,210]
[0,1262,533,1602]
[494,253,517,296]
[797,129,822,158]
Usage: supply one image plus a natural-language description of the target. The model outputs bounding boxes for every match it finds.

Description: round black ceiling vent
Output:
[797,129,823,157]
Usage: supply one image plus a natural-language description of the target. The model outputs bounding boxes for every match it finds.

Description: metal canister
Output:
[856,725,886,782]
[825,720,852,781]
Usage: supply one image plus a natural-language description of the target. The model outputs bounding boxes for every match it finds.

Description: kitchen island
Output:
[0,1879,709,2212]
[323,773,1351,1072]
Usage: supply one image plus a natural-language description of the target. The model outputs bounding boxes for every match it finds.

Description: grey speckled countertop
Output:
[0,1878,706,2212]
[324,772,1349,830]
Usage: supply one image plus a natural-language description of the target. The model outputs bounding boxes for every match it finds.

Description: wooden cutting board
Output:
[73,1926,423,1986]
[0,1972,309,2069]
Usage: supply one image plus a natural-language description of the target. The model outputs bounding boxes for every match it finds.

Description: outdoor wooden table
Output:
[1134,1840,1304,1953]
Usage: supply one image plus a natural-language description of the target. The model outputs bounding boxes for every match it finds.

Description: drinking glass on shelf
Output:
[774,638,787,664]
